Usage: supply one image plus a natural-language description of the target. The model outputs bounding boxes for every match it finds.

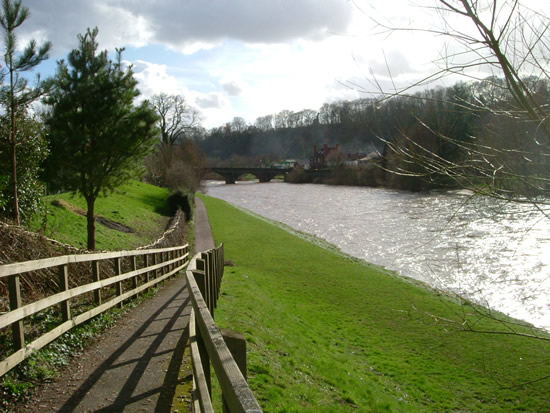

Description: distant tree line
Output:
[199,76,550,192]
[199,82,486,165]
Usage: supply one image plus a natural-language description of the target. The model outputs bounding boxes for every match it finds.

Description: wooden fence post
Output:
[92,260,102,305]
[212,249,218,309]
[131,256,138,290]
[217,244,224,300]
[202,252,214,317]
[221,329,248,413]
[8,274,24,350]
[215,247,223,304]
[184,247,189,272]
[195,258,207,306]
[170,250,175,277]
[144,254,151,292]
[193,262,212,397]
[58,264,71,322]
[114,257,123,308]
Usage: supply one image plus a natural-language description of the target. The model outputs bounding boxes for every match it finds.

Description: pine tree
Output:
[43,28,158,250]
[0,0,51,224]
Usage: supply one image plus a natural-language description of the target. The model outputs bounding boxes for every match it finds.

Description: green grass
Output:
[200,194,550,412]
[29,180,171,250]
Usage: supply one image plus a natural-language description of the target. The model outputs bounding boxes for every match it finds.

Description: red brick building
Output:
[309,144,340,169]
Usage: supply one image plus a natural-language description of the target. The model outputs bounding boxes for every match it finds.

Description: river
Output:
[204,181,550,330]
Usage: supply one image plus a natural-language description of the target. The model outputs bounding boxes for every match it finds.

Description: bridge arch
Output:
[204,167,292,184]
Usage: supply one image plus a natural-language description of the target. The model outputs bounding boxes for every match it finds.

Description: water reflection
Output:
[205,181,550,329]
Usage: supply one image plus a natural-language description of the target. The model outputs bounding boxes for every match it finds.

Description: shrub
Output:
[0,116,48,223]
[144,140,205,193]
[167,190,193,221]
[285,166,312,183]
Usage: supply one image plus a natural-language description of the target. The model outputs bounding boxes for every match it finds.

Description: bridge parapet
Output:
[204,167,292,184]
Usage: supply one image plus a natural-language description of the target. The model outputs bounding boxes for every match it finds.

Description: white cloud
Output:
[195,93,233,128]
[195,93,228,109]
[115,0,355,52]
[24,0,154,56]
[131,60,182,97]
[131,60,233,128]
[221,79,246,97]
[22,0,355,55]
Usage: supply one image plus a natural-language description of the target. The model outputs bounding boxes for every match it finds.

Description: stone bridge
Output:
[204,167,292,184]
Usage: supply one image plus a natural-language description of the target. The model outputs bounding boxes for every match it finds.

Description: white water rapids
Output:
[205,181,550,330]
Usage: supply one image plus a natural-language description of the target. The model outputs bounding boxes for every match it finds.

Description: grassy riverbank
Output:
[200,194,550,412]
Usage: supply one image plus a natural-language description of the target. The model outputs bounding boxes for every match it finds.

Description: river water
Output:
[205,181,550,330]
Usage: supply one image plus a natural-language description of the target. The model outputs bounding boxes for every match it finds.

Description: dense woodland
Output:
[199,76,550,192]
[199,78,518,161]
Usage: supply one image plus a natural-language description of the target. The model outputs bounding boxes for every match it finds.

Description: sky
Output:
[16,0,549,129]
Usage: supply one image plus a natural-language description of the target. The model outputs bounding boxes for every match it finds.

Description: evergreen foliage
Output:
[0,115,48,222]
[0,0,51,224]
[43,28,158,250]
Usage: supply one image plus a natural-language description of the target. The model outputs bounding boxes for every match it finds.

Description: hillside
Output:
[27,180,172,251]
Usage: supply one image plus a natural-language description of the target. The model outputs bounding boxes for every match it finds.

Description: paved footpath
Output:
[20,197,215,412]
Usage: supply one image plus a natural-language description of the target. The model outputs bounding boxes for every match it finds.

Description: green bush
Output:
[167,190,193,221]
[285,167,313,183]
[0,116,48,223]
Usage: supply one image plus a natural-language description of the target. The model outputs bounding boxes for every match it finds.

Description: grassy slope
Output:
[200,194,550,412]
[29,180,171,250]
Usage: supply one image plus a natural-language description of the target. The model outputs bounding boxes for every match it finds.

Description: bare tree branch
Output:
[152,93,201,145]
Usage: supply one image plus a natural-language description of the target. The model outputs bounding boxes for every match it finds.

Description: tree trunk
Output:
[10,66,19,225]
[10,134,19,225]
[86,196,96,250]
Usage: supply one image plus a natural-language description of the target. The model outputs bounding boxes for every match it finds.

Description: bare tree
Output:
[254,114,274,131]
[359,0,550,201]
[144,140,205,193]
[274,109,293,129]
[231,116,248,132]
[300,109,319,126]
[152,93,201,145]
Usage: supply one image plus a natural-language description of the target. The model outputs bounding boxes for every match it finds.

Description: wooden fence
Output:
[186,245,262,413]
[0,244,189,377]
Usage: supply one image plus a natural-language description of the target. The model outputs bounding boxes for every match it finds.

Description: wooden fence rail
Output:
[186,245,262,413]
[0,244,190,378]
